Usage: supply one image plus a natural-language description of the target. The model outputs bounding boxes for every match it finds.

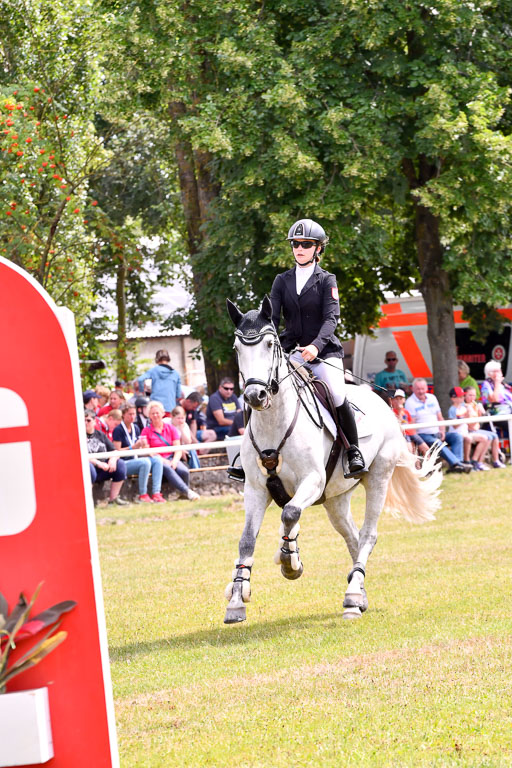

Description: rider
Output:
[269,218,365,477]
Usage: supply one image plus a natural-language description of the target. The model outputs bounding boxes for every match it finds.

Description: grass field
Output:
[98,470,512,768]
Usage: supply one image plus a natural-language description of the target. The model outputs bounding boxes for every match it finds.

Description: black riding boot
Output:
[227,453,245,483]
[336,400,366,478]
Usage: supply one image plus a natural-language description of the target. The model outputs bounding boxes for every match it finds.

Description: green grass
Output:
[98,470,512,767]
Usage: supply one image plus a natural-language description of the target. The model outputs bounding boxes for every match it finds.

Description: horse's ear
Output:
[261,294,273,323]
[226,298,243,327]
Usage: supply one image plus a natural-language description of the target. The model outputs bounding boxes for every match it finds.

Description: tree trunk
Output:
[168,101,239,394]
[115,253,128,381]
[415,203,458,417]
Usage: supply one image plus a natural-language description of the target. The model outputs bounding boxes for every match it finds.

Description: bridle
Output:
[234,324,282,402]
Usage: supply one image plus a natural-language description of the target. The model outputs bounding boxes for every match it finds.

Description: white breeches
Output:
[290,351,346,407]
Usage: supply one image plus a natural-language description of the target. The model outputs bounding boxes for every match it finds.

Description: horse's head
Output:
[227,296,281,410]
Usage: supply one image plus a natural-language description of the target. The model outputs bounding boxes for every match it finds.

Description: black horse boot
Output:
[336,399,366,478]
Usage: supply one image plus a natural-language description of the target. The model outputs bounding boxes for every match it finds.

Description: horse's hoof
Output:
[280,560,304,580]
[343,587,368,613]
[342,606,362,619]
[224,604,247,624]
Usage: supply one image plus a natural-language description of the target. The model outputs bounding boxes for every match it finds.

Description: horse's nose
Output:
[244,385,268,408]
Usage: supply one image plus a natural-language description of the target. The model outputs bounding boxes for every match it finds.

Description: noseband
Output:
[234,325,281,399]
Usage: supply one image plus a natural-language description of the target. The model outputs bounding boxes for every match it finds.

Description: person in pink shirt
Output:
[141,400,199,501]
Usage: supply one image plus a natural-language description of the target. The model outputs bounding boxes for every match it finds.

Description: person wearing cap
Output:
[391,389,429,456]
[83,389,99,411]
[134,395,150,433]
[269,218,364,477]
[405,378,471,473]
[448,386,490,471]
[374,351,409,396]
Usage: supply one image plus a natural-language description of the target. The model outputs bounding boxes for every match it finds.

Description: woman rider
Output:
[269,218,365,477]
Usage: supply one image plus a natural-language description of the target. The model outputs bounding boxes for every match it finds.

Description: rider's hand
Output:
[299,344,319,363]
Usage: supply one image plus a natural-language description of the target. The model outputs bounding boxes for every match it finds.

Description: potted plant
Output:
[0,583,76,766]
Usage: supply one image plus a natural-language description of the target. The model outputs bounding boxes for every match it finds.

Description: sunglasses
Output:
[386,357,397,362]
[222,386,234,391]
[291,240,316,250]
[85,418,94,422]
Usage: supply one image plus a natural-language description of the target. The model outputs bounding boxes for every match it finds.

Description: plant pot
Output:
[0,687,53,766]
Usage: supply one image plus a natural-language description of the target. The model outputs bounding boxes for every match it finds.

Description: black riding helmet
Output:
[286,218,329,259]
[135,396,149,409]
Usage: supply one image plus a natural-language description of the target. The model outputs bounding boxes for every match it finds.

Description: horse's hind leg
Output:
[224,485,270,624]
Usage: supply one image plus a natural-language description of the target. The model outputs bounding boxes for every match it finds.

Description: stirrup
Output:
[227,465,245,482]
[344,445,367,479]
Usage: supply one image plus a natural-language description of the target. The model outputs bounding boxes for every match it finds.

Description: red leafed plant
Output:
[0,583,76,693]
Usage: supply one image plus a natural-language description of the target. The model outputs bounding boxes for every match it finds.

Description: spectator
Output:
[405,378,471,473]
[181,392,217,448]
[457,360,481,400]
[83,390,99,412]
[137,349,182,416]
[134,396,150,432]
[97,389,125,417]
[206,377,241,440]
[112,402,165,503]
[448,387,490,471]
[84,409,128,506]
[228,409,245,437]
[391,389,428,456]
[171,405,200,469]
[374,351,409,397]
[95,385,110,409]
[464,386,505,469]
[141,400,200,501]
[480,359,512,443]
[98,408,122,441]
[128,379,143,405]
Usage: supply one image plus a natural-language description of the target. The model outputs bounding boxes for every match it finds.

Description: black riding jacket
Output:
[269,263,344,359]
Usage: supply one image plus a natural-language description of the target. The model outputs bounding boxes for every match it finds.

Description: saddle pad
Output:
[316,399,372,440]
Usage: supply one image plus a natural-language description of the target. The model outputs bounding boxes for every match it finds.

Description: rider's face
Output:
[292,240,319,266]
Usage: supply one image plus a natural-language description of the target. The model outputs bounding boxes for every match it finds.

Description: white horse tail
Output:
[384,443,443,523]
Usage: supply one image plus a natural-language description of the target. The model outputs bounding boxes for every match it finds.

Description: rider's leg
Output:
[313,356,366,477]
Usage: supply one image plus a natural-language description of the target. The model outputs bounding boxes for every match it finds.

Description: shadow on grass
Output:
[110,611,345,660]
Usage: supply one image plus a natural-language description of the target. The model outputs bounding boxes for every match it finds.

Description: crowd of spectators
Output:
[373,350,510,474]
[83,348,243,504]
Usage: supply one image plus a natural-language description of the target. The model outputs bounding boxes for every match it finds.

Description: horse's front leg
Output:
[224,483,270,624]
[274,471,324,581]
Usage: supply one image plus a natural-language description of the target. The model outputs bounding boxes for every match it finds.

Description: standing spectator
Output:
[391,389,428,456]
[405,378,470,473]
[448,387,489,471]
[84,409,128,505]
[112,402,165,503]
[457,360,481,400]
[141,400,200,501]
[98,409,122,441]
[97,389,125,417]
[464,386,504,469]
[181,392,217,448]
[206,377,241,440]
[137,349,182,416]
[374,351,409,396]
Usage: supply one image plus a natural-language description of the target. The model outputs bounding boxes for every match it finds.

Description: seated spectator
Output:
[98,408,122,441]
[391,389,428,456]
[480,359,512,442]
[171,405,200,469]
[374,351,409,398]
[95,385,110,410]
[84,409,128,505]
[97,388,125,417]
[206,378,241,440]
[141,400,200,501]
[448,387,490,471]
[181,392,217,449]
[128,379,143,405]
[134,396,150,432]
[464,386,505,469]
[112,402,165,503]
[137,349,182,416]
[228,409,245,438]
[457,360,481,400]
[405,378,471,473]
[83,390,99,412]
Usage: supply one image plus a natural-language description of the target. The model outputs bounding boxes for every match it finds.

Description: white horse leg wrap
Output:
[226,556,254,603]
[276,522,302,569]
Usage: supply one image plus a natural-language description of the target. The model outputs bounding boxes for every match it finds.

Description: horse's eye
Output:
[267,340,273,349]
